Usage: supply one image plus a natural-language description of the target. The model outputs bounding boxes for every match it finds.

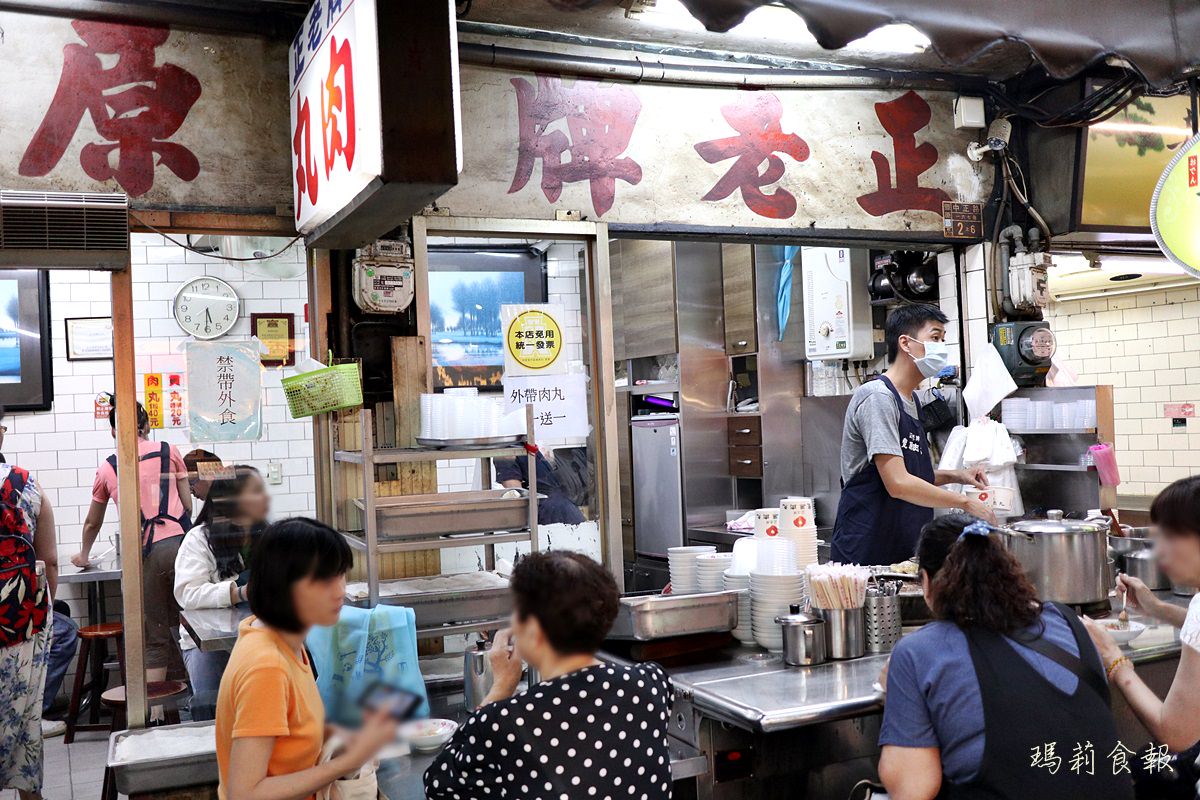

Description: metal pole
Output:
[111,264,147,728]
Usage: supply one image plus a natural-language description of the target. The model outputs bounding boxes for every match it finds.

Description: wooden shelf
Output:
[341,529,534,554]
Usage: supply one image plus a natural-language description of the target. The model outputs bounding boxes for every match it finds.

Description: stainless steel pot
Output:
[776,605,827,666]
[1004,510,1110,605]
[1173,583,1198,598]
[1123,548,1171,590]
[463,640,495,710]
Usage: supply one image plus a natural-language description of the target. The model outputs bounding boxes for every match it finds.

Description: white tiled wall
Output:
[1046,284,1200,496]
[5,233,316,626]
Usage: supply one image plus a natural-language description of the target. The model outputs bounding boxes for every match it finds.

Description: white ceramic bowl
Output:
[402,718,458,752]
[1099,619,1147,646]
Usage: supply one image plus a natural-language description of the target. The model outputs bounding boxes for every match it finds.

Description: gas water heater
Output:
[802,246,874,361]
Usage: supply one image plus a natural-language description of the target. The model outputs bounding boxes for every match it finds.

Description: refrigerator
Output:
[631,414,684,589]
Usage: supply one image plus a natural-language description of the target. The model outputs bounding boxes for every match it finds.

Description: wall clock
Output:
[173,276,240,340]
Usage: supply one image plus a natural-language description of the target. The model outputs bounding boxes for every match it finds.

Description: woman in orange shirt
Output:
[216,518,396,800]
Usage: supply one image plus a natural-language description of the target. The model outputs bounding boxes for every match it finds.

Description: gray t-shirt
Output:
[840,379,920,485]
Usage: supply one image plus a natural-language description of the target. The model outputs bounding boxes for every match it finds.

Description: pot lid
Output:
[1011,509,1107,535]
[776,604,823,626]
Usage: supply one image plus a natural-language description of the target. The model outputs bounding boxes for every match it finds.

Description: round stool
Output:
[99,681,188,800]
[64,622,125,744]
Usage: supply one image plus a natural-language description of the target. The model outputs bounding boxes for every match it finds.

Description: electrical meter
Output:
[802,247,873,361]
[1008,251,1051,312]
[993,321,1056,386]
[353,239,415,314]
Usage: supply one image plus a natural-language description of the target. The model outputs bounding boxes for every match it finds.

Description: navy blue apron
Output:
[830,376,935,565]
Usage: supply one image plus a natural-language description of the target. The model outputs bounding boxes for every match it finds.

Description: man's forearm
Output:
[890,474,968,511]
[79,524,101,553]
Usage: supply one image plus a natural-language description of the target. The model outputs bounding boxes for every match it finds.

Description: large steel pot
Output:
[1004,510,1110,605]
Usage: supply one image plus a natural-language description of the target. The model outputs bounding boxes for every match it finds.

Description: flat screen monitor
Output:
[428,247,547,388]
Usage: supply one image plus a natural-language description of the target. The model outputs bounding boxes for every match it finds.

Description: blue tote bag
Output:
[307,604,429,725]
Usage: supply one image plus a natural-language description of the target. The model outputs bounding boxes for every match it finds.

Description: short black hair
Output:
[510,551,618,654]
[885,303,949,363]
[1151,476,1200,540]
[248,517,353,633]
[108,398,151,433]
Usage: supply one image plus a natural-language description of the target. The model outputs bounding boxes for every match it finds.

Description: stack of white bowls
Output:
[723,569,753,644]
[779,497,820,569]
[696,552,734,593]
[749,571,805,652]
[668,545,715,594]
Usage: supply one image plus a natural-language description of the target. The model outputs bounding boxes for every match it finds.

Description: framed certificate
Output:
[251,313,296,367]
[65,316,114,362]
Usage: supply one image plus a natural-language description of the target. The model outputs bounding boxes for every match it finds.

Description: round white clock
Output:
[173,276,240,340]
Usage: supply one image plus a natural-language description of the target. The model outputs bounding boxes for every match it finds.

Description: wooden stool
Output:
[64,622,125,744]
[99,680,189,800]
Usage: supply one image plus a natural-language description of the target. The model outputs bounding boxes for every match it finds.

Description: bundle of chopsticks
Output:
[805,563,870,609]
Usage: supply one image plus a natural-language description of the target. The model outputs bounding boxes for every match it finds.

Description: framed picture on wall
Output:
[0,270,53,411]
[64,317,114,361]
[251,313,297,367]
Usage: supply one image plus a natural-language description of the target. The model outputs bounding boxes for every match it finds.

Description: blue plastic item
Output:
[307,604,429,725]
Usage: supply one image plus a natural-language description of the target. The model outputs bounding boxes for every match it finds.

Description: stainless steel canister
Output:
[864,595,902,653]
[814,607,866,660]
[463,640,495,710]
[775,604,827,667]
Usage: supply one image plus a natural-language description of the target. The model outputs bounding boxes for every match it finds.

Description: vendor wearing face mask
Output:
[831,304,995,566]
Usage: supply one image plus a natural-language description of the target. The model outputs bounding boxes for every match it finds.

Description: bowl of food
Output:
[1099,619,1146,646]
[401,719,458,752]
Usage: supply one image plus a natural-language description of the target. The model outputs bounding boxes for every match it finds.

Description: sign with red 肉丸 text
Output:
[288,0,384,236]
[441,66,990,235]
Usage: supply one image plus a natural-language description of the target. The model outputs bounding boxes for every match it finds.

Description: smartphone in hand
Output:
[358,682,422,723]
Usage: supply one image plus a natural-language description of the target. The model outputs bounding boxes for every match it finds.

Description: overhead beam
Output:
[0,0,303,38]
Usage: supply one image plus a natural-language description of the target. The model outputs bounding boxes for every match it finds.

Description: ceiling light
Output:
[1096,255,1186,276]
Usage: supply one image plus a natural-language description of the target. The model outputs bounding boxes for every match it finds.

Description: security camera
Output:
[967,118,1013,162]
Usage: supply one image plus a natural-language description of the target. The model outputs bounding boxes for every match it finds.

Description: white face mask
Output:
[908,337,949,379]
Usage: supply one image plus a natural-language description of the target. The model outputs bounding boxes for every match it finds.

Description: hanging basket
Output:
[282,357,363,419]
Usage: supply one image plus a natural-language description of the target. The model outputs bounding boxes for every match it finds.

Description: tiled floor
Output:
[3,732,115,800]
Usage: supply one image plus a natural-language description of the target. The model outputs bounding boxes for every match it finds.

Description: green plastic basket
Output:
[282,360,363,419]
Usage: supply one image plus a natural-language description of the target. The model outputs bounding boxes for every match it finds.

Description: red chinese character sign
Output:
[694,93,810,219]
[443,66,988,235]
[20,21,200,198]
[289,0,383,235]
[508,74,643,217]
[0,12,292,211]
[856,90,950,216]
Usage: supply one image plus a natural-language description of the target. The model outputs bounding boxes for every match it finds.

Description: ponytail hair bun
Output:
[917,513,1041,634]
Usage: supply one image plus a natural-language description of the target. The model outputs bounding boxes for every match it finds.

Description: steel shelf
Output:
[1006,428,1096,435]
[1015,463,1096,472]
[333,444,527,464]
[331,406,539,613]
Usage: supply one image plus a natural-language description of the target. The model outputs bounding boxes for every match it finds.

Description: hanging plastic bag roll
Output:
[962,343,1017,422]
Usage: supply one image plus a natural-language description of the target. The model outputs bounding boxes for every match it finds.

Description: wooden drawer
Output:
[729,446,763,478]
[727,416,762,446]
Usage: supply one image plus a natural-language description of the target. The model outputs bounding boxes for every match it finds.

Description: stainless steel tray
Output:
[108,721,217,795]
[367,577,514,628]
[416,434,527,448]
[352,488,539,538]
[608,590,740,641]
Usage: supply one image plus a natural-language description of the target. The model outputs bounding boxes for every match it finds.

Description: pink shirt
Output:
[92,439,189,543]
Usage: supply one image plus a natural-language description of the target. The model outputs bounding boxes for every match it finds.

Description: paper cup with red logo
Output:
[755,508,781,538]
[780,497,817,531]
[965,485,1015,515]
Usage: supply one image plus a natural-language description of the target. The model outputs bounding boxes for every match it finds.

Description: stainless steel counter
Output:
[641,589,1192,736]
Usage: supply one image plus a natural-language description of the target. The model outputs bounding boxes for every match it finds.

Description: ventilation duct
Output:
[0,191,129,269]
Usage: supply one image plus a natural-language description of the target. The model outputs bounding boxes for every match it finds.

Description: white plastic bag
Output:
[318,736,380,800]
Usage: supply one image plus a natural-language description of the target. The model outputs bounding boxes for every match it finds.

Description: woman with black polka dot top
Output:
[424,552,673,800]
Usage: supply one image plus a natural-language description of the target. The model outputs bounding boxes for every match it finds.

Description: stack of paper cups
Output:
[779,497,820,569]
[754,508,781,539]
